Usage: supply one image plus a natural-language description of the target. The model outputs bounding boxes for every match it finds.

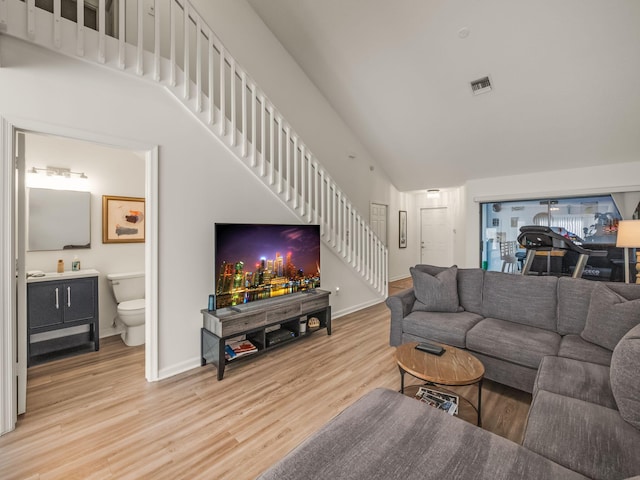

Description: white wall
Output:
[119,0,419,281]
[0,35,392,377]
[192,0,387,212]
[462,163,640,268]
[386,190,417,280]
[112,0,640,284]
[24,132,145,337]
[189,0,417,280]
[85,0,419,282]
[112,1,640,285]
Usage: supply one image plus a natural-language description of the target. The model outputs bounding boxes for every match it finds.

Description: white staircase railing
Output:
[0,0,387,296]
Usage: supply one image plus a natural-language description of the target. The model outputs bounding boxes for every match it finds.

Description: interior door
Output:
[420,207,452,266]
[16,131,27,415]
[370,203,388,245]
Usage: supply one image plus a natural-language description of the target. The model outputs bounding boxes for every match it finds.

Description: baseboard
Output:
[388,274,411,282]
[332,297,385,318]
[100,327,123,338]
[158,357,202,380]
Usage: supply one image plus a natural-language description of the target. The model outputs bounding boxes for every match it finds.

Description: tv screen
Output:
[214,223,321,309]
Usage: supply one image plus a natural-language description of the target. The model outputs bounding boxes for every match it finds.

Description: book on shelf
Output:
[414,386,459,415]
[225,338,258,360]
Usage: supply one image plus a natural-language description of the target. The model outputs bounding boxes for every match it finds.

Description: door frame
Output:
[0,116,159,435]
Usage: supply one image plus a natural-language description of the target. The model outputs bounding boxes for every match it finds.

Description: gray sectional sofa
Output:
[258,266,640,479]
[388,265,640,393]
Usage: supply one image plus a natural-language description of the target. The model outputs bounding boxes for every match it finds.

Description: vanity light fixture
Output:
[29,166,88,179]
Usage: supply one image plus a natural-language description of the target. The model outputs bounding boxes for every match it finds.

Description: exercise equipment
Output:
[517,225,607,278]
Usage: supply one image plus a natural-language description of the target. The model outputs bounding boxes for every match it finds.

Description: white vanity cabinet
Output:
[27,270,100,366]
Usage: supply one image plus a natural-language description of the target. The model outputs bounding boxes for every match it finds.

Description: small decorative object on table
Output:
[307,317,320,331]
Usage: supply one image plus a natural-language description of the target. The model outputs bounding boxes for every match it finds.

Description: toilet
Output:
[107,272,145,346]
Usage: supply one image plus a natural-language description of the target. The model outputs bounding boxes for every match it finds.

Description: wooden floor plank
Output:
[0,280,531,479]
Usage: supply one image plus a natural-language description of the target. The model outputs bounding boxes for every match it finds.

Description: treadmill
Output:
[516,225,608,278]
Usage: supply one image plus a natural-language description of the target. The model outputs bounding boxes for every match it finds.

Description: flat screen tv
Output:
[214,223,321,309]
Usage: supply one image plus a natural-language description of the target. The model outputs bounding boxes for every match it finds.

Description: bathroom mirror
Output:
[28,188,91,251]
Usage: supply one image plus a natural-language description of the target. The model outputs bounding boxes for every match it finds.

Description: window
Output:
[480,195,625,280]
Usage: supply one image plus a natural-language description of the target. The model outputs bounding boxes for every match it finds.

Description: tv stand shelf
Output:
[201,290,331,380]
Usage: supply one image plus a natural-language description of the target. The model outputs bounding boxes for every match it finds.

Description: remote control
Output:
[415,342,445,356]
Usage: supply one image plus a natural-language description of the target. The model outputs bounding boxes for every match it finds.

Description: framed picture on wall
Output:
[399,210,407,248]
[102,195,145,243]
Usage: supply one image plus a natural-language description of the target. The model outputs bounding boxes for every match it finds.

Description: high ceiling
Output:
[247,0,640,191]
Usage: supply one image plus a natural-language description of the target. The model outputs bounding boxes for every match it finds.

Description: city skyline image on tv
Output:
[214,223,321,309]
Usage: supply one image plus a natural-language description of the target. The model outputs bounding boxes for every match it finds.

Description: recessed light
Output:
[458,27,470,39]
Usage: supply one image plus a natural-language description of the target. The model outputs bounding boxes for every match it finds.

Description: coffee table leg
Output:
[477,378,483,427]
[398,366,406,394]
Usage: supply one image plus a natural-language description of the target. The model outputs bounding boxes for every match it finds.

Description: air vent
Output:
[470,76,492,95]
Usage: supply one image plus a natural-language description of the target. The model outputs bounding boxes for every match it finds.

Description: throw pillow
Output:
[410,265,462,313]
[580,283,640,351]
[610,324,640,429]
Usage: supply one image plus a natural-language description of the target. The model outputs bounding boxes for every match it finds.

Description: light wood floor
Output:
[0,279,531,480]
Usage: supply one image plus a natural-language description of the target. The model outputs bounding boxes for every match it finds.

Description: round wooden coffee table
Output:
[394,341,485,426]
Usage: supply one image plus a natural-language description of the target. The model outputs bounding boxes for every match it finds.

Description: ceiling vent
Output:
[470,76,492,95]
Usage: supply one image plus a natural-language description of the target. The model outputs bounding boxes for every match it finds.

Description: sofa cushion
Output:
[412,265,484,314]
[412,264,447,276]
[482,272,558,331]
[258,388,588,480]
[610,324,640,430]
[523,390,640,480]
[557,277,598,335]
[457,268,484,315]
[558,278,640,335]
[466,317,561,369]
[581,283,640,351]
[609,282,640,300]
[558,335,612,367]
[402,310,483,348]
[410,266,462,313]
[557,334,612,366]
[533,356,616,409]
[471,351,539,394]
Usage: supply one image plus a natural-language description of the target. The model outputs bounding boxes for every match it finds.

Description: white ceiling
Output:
[247,0,640,191]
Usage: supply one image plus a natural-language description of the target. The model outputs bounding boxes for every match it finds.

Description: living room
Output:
[1,0,640,478]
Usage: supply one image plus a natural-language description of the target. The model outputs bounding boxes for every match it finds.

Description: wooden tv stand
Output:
[200,290,331,380]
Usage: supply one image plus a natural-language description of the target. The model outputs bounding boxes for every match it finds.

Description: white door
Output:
[370,203,388,245]
[420,207,453,266]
